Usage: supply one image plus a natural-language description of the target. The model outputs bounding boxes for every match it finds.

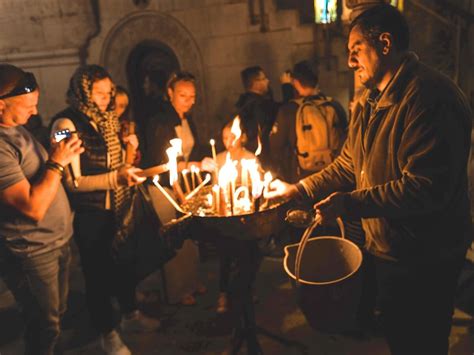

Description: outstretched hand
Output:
[265,179,298,200]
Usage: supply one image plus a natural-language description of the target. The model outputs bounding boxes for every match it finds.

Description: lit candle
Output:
[228,181,234,215]
[210,139,219,184]
[263,171,273,199]
[152,175,186,214]
[181,169,191,194]
[241,159,249,188]
[210,139,217,161]
[212,184,220,215]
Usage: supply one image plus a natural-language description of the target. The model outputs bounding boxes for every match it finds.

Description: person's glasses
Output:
[0,72,38,100]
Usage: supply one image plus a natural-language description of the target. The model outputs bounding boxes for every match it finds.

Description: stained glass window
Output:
[390,0,404,11]
[314,0,338,24]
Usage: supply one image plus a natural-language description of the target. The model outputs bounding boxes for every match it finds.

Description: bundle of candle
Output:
[154,116,279,217]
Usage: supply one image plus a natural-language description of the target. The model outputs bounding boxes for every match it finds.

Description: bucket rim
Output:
[283,236,363,286]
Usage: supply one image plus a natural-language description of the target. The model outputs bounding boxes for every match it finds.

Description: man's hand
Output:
[265,179,299,200]
[314,192,346,224]
[49,135,84,166]
[117,166,146,186]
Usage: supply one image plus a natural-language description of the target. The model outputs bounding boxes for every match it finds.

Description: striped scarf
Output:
[67,65,132,241]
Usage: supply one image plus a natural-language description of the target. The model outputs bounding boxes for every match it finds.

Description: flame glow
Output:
[230,116,242,147]
[157,133,276,216]
[255,135,262,156]
[170,138,182,155]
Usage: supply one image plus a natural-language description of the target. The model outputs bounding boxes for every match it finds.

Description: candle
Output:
[212,184,220,215]
[185,174,212,201]
[173,180,185,204]
[152,175,186,214]
[190,165,196,189]
[228,181,234,215]
[210,139,217,161]
[263,171,273,199]
[181,169,191,194]
[210,139,219,184]
[241,159,248,188]
[195,167,203,184]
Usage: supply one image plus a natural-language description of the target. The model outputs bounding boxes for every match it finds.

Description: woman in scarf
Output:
[51,65,159,355]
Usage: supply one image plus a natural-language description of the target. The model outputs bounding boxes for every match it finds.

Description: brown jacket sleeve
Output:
[346,96,471,218]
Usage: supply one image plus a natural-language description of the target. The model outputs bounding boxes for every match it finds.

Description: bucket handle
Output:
[294,216,345,283]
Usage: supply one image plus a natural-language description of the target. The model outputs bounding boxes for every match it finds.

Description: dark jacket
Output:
[299,53,472,263]
[51,107,109,211]
[142,102,205,170]
[235,92,280,163]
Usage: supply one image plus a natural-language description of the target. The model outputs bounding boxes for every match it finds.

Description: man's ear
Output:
[167,87,174,101]
[0,99,5,115]
[379,32,393,55]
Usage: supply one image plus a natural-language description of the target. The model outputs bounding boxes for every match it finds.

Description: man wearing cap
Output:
[0,64,83,355]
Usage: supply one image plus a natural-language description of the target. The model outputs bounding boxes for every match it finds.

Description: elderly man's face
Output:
[347,25,384,89]
[0,90,39,127]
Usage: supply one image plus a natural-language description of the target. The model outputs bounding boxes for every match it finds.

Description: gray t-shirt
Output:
[0,126,73,257]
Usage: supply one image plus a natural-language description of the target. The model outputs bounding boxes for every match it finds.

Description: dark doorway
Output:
[126,40,180,131]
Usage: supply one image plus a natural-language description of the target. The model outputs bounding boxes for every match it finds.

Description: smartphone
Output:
[54,129,72,142]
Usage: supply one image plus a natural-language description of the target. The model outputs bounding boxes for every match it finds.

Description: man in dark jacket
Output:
[235,66,284,167]
[267,5,472,355]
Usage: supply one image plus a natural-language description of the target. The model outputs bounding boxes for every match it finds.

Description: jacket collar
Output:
[358,52,419,109]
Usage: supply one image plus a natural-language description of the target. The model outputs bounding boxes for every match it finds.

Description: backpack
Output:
[295,95,346,173]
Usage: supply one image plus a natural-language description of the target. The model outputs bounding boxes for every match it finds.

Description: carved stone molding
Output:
[100,11,208,133]
[0,48,80,69]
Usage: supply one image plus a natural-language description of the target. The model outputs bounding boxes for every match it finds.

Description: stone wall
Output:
[0,0,96,120]
[87,0,344,138]
[0,0,352,138]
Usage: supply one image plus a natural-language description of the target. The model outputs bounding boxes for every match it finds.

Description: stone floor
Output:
[1,245,474,355]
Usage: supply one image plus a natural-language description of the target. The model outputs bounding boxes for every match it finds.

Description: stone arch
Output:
[100,11,208,133]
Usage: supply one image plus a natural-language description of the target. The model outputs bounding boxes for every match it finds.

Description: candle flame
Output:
[210,138,215,145]
[255,135,262,156]
[230,116,242,147]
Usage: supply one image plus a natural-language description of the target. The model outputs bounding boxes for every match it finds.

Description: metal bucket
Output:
[283,218,363,333]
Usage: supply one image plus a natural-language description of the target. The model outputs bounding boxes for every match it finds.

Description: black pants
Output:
[0,243,71,355]
[74,210,137,334]
[369,253,465,355]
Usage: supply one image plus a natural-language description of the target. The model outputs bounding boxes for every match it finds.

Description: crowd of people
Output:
[0,4,472,355]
